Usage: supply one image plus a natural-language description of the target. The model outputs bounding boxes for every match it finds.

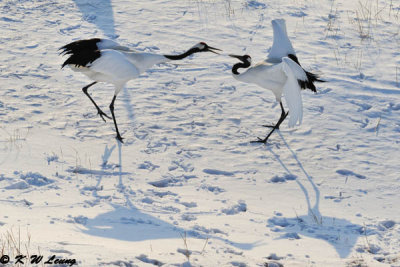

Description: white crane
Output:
[60,38,221,143]
[229,19,324,143]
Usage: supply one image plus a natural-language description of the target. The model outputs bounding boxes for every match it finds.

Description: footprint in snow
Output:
[264,262,284,267]
[308,105,324,114]
[245,0,267,10]
[181,214,197,221]
[387,102,400,111]
[6,172,54,189]
[141,197,154,204]
[349,100,372,112]
[65,215,88,225]
[136,255,163,266]
[148,178,173,188]
[378,220,396,230]
[179,201,197,208]
[201,184,225,194]
[288,10,307,17]
[280,232,301,240]
[267,253,284,260]
[138,161,159,171]
[148,189,177,198]
[192,225,226,235]
[316,88,332,95]
[169,159,194,172]
[350,118,369,128]
[336,169,366,179]
[269,174,297,183]
[58,25,80,35]
[149,175,196,188]
[203,168,235,176]
[267,217,295,228]
[230,261,247,267]
[221,201,247,215]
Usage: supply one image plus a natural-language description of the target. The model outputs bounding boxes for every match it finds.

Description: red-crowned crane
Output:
[229,19,324,143]
[60,38,221,142]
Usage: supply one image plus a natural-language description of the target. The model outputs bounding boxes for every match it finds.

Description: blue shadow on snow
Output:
[72,0,116,37]
[265,132,362,258]
[81,140,259,250]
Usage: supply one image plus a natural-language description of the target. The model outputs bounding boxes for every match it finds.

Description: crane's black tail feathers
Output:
[59,38,101,55]
[61,49,101,69]
[287,54,325,93]
[298,71,325,93]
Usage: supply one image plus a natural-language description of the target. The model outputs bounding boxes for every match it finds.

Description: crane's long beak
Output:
[229,54,242,59]
[207,46,222,54]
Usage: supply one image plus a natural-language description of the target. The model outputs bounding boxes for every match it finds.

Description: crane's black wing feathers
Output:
[59,38,101,55]
[61,49,101,69]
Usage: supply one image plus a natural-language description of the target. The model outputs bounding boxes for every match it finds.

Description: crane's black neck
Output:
[288,54,301,66]
[164,48,198,60]
[232,61,251,75]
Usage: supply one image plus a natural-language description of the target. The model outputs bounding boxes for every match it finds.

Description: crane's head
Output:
[229,54,252,65]
[191,42,222,54]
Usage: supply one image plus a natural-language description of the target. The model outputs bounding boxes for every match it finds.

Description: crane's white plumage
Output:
[87,50,140,92]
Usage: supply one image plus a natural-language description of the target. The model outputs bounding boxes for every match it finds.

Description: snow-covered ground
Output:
[1,0,400,266]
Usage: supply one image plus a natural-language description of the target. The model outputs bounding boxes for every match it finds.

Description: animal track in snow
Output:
[221,201,247,215]
[203,168,235,176]
[350,100,372,112]
[336,169,366,179]
[269,174,297,183]
[201,184,225,194]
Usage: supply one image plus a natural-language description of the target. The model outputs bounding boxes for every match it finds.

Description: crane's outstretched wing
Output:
[281,57,307,127]
[267,19,296,62]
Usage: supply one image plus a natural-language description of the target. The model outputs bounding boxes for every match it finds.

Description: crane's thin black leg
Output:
[262,102,287,129]
[109,95,124,143]
[252,102,288,144]
[275,102,289,128]
[82,82,111,122]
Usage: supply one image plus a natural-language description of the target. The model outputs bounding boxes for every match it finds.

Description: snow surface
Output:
[1,0,400,266]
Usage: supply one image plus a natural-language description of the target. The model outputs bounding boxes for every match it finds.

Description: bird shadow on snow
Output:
[266,132,363,258]
[121,87,136,136]
[72,0,116,38]
[82,141,259,250]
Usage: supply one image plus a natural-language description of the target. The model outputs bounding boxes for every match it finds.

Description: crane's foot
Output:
[116,133,124,143]
[262,124,279,129]
[97,109,112,122]
[250,137,268,144]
